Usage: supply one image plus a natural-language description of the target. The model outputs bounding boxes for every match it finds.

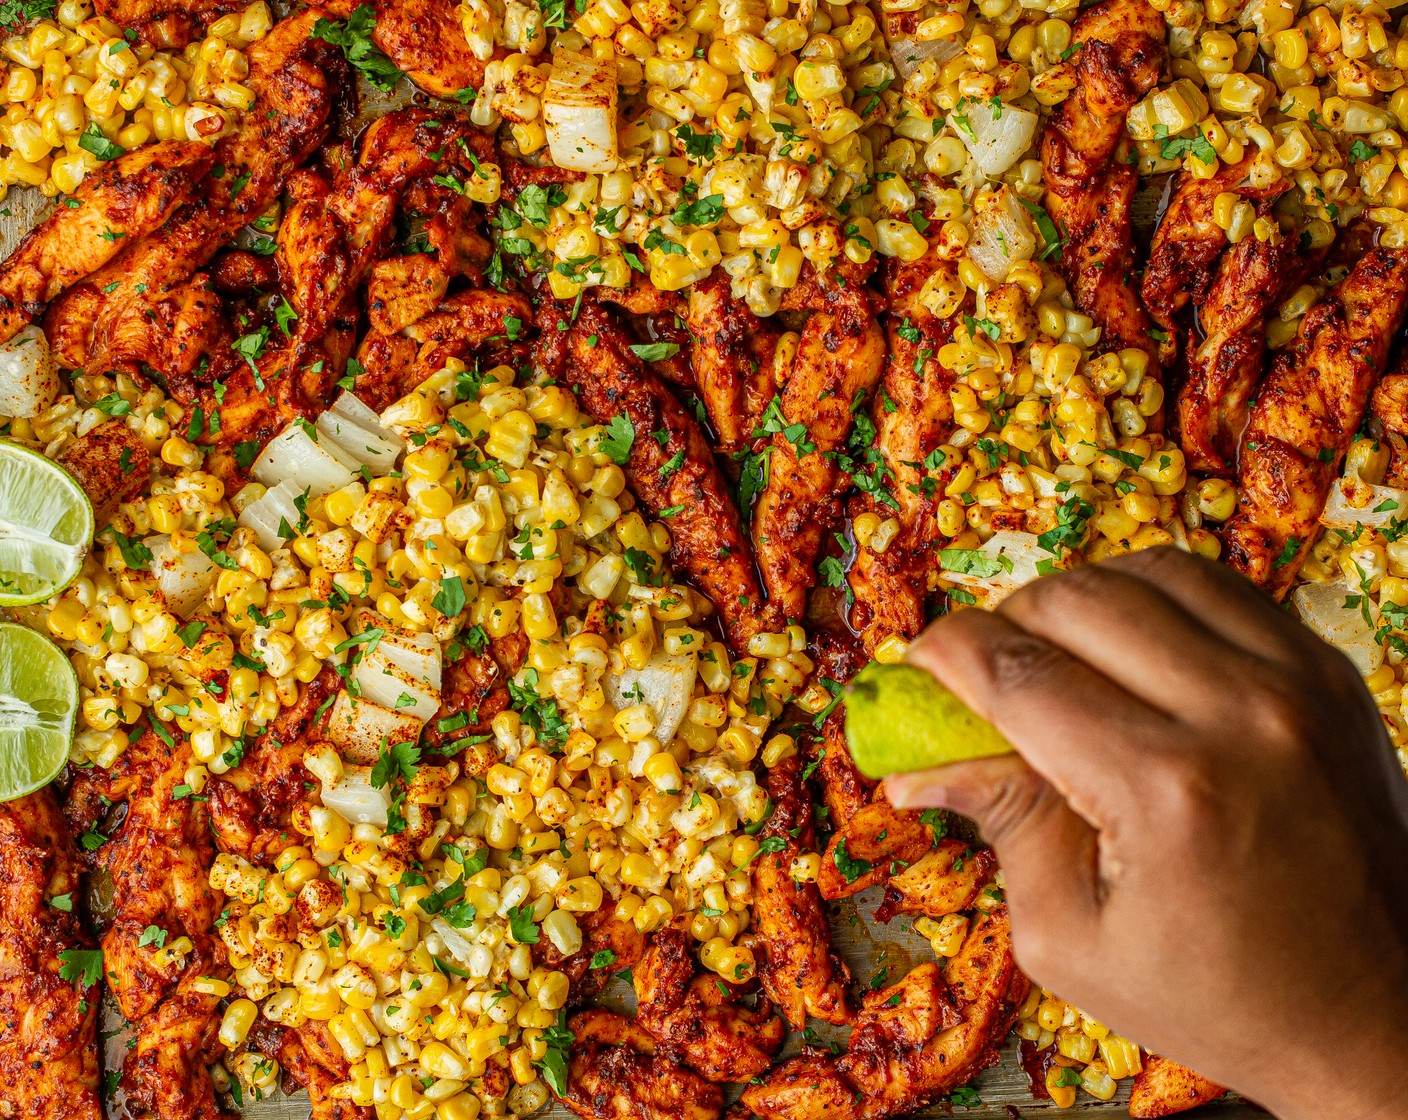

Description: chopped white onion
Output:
[317,391,404,475]
[1321,477,1408,530]
[887,35,961,81]
[351,648,440,722]
[251,423,359,496]
[145,533,215,618]
[351,608,442,691]
[604,651,697,745]
[237,479,306,552]
[1292,579,1383,675]
[967,188,1038,283]
[544,52,619,173]
[431,918,479,965]
[325,690,424,764]
[957,100,1039,179]
[939,530,1047,606]
[0,325,56,418]
[320,764,391,827]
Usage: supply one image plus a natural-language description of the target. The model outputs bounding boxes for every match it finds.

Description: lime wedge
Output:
[844,661,1014,779]
[0,622,78,801]
[0,439,92,606]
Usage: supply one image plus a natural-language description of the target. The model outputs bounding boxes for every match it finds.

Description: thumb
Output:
[886,755,1102,958]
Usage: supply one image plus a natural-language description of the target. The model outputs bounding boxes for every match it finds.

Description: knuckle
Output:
[1004,562,1115,621]
[974,766,1049,847]
[983,631,1071,700]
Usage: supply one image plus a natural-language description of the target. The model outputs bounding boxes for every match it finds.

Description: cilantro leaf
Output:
[310,4,405,90]
[599,414,635,465]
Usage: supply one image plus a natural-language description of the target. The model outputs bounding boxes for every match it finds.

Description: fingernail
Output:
[884,772,951,809]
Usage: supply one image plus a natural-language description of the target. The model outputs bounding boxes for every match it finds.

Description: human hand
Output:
[885,547,1408,1120]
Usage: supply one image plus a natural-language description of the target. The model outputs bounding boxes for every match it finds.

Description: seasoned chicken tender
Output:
[208,667,338,863]
[0,140,214,345]
[46,9,347,422]
[686,271,781,451]
[95,0,244,47]
[1141,160,1289,345]
[1041,0,1165,365]
[874,839,996,923]
[122,978,229,1120]
[66,727,228,1120]
[847,253,963,653]
[741,910,1028,1120]
[753,753,852,1027]
[752,261,886,621]
[541,296,781,648]
[250,1020,371,1120]
[1224,247,1408,594]
[0,790,102,1120]
[633,919,784,1082]
[369,0,490,96]
[818,796,937,900]
[1129,1055,1228,1117]
[560,1009,724,1120]
[1177,233,1317,474]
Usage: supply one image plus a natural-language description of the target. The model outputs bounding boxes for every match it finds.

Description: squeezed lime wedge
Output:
[844,661,1014,779]
[0,439,92,606]
[0,622,78,801]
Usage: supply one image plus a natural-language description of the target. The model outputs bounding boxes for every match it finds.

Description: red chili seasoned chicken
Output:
[1041,0,1165,364]
[66,728,229,1120]
[0,790,102,1120]
[739,909,1029,1120]
[751,754,851,1028]
[751,261,886,622]
[846,252,964,653]
[1141,159,1288,347]
[1223,247,1408,594]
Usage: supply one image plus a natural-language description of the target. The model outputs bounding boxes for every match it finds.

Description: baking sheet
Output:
[0,158,1254,1120]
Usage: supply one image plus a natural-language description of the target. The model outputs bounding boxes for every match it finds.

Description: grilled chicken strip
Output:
[847,254,963,653]
[752,753,852,1027]
[250,1020,371,1120]
[0,140,214,345]
[66,728,228,1120]
[1129,1055,1228,1118]
[633,919,785,1082]
[812,707,876,835]
[1224,247,1408,594]
[1177,232,1317,474]
[95,0,243,47]
[209,667,337,863]
[740,909,1028,1120]
[1141,159,1288,344]
[818,796,938,900]
[873,839,997,923]
[1041,0,1165,364]
[560,1009,723,1120]
[1371,359,1408,436]
[686,271,780,451]
[0,790,102,1120]
[45,9,346,422]
[540,296,780,648]
[752,261,886,622]
[319,0,489,96]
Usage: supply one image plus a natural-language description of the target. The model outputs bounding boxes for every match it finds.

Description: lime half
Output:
[0,439,92,606]
[844,661,1014,779]
[0,622,78,801]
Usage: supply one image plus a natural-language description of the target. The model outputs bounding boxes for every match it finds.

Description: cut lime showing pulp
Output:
[0,439,92,606]
[844,661,1014,779]
[0,622,78,802]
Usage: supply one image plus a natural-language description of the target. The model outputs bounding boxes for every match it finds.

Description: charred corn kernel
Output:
[218,998,258,1047]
